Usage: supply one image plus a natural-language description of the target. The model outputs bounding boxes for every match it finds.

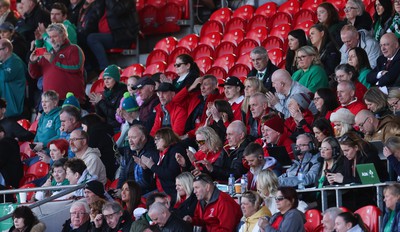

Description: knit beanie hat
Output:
[263,114,284,134]
[290,93,311,110]
[62,92,80,110]
[84,180,105,198]
[330,108,355,124]
[122,92,139,112]
[103,64,120,82]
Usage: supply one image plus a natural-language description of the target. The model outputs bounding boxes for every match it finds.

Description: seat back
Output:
[17,119,31,130]
[293,9,317,25]
[206,66,227,80]
[232,5,255,21]
[121,64,145,78]
[246,26,268,45]
[200,20,224,37]
[26,162,50,179]
[177,33,199,51]
[228,63,250,79]
[293,20,314,36]
[138,5,158,35]
[192,44,215,59]
[168,47,191,64]
[354,205,380,232]
[210,7,232,25]
[247,15,269,32]
[301,0,323,12]
[255,2,277,18]
[236,53,252,69]
[146,49,168,67]
[215,41,236,58]
[267,48,284,65]
[213,54,236,72]
[199,32,222,49]
[277,0,300,16]
[195,56,214,74]
[262,36,284,52]
[304,209,322,232]
[154,36,178,54]
[222,29,245,46]
[225,17,247,33]
[269,24,292,43]
[143,62,167,76]
[269,12,292,29]
[90,79,105,94]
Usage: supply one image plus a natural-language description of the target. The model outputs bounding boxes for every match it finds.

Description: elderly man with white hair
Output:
[62,201,92,231]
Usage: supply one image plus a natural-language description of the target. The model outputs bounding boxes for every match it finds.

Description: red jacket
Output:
[192,189,242,231]
[29,40,85,102]
[334,99,367,116]
[230,96,244,121]
[355,81,367,101]
[150,101,188,136]
[284,109,314,135]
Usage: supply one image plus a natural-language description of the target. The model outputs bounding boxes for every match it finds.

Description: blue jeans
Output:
[87,33,115,70]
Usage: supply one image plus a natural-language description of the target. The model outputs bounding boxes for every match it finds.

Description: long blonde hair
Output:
[241,77,266,113]
[175,172,194,203]
[256,169,279,198]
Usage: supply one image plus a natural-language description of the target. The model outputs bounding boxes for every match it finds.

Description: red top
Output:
[98,11,111,33]
[155,148,169,193]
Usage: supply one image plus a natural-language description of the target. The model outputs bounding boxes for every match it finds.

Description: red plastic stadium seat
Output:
[269,24,292,43]
[195,56,214,74]
[165,63,176,73]
[293,20,314,36]
[26,161,50,179]
[236,53,252,69]
[121,63,145,78]
[199,32,222,49]
[147,0,166,7]
[236,38,258,56]
[200,20,224,37]
[245,27,268,45]
[154,36,178,54]
[213,54,236,72]
[293,9,317,25]
[228,63,250,79]
[136,0,145,11]
[138,5,158,35]
[168,0,189,19]
[210,7,232,25]
[143,61,167,76]
[17,119,30,130]
[90,79,105,94]
[225,17,247,33]
[168,47,191,64]
[269,12,292,30]
[267,48,284,65]
[277,59,286,69]
[262,36,285,52]
[18,183,36,201]
[177,33,199,51]
[19,174,37,187]
[191,44,214,59]
[278,0,300,16]
[156,2,181,34]
[304,209,322,232]
[247,15,269,32]
[146,49,168,67]
[19,141,36,159]
[109,179,119,189]
[255,2,277,18]
[366,2,375,18]
[206,66,227,79]
[29,119,38,133]
[354,205,380,232]
[214,41,236,58]
[164,71,179,80]
[301,0,323,12]
[222,29,245,46]
[232,5,255,22]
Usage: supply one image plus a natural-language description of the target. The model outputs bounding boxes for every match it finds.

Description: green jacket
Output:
[34,107,61,146]
[359,67,371,89]
[291,64,328,93]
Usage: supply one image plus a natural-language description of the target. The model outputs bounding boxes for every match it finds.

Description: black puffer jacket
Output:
[84,0,138,48]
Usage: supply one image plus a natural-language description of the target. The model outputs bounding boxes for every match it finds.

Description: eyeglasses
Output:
[70,212,87,217]
[395,0,400,4]
[319,147,332,152]
[358,117,369,128]
[344,6,358,12]
[69,138,85,142]
[296,55,309,61]
[103,211,120,220]
[295,144,309,150]
[313,97,322,102]
[196,140,206,145]
[174,63,187,68]
[275,196,285,201]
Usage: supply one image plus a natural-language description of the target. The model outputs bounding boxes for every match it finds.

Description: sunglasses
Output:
[174,63,187,68]
[275,196,285,201]
[196,140,206,145]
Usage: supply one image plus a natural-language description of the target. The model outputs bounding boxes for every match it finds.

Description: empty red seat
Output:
[222,29,245,46]
[199,32,222,49]
[304,209,322,232]
[168,0,190,19]
[210,7,232,25]
[195,56,214,74]
[301,0,323,12]
[168,47,191,64]
[200,20,224,37]
[17,119,30,130]
[177,33,199,51]
[354,205,380,232]
[214,41,236,58]
[236,38,258,56]
[269,24,292,43]
[213,54,236,72]
[232,5,255,21]
[136,0,145,11]
[206,66,227,79]
[147,0,166,7]
[366,2,375,18]
[247,15,269,32]
[267,48,284,65]
[269,12,292,29]
[277,0,300,16]
[154,36,178,54]
[191,44,214,59]
[29,119,38,133]
[293,20,314,36]
[143,61,167,76]
[156,2,182,34]
[90,79,105,94]
[138,5,158,35]
[255,2,277,18]
[246,26,268,45]
[121,63,145,78]
[26,161,50,179]
[236,53,252,69]
[293,9,317,25]
[146,49,168,67]
[262,36,284,51]
[225,17,247,33]
[228,63,250,79]
[277,59,286,69]
[19,141,36,158]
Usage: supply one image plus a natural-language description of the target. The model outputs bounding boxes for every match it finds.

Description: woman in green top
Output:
[381,183,400,232]
[291,45,328,93]
[347,47,372,89]
[372,0,393,41]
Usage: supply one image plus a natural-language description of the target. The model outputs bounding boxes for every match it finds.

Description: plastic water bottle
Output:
[228,174,235,195]
[297,170,305,190]
[241,174,248,194]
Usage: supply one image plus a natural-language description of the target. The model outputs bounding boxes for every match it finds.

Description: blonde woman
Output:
[330,108,355,137]
[241,77,267,116]
[388,88,400,116]
[173,172,197,219]
[256,169,280,214]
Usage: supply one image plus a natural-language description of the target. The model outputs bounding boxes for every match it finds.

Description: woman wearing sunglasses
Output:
[173,54,200,92]
[258,186,306,232]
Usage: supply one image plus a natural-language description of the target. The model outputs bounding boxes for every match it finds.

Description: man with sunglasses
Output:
[183,173,242,231]
[355,109,400,142]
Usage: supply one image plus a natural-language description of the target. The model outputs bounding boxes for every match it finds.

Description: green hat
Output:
[103,64,120,82]
[122,92,139,113]
[62,92,80,110]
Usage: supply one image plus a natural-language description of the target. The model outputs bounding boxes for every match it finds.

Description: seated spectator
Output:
[309,23,341,76]
[84,180,107,204]
[373,0,392,41]
[381,183,400,231]
[35,158,69,201]
[363,87,392,118]
[0,99,34,141]
[85,0,138,70]
[134,77,160,132]
[344,0,373,31]
[388,87,400,116]
[120,180,141,219]
[316,137,344,188]
[292,45,329,93]
[339,25,380,68]
[125,75,142,106]
[334,64,367,102]
[266,69,314,119]
[0,22,28,63]
[176,126,222,171]
[140,127,187,205]
[173,54,200,92]
[36,138,68,165]
[117,124,158,194]
[62,201,92,231]
[317,2,346,49]
[334,212,368,232]
[183,173,242,231]
[243,142,278,190]
[322,207,343,232]
[151,82,187,136]
[257,186,306,231]
[248,46,279,92]
[68,0,85,26]
[59,105,82,158]
[148,202,192,231]
[347,47,372,88]
[330,108,355,138]
[384,137,400,181]
[242,77,266,121]
[64,158,96,198]
[313,88,339,120]
[312,118,335,144]
[278,134,321,188]
[0,125,23,189]
[196,120,250,181]
[285,93,314,140]
[92,201,133,232]
[10,206,46,232]
[285,29,308,75]
[69,129,107,185]
[33,90,61,150]
[238,191,271,232]
[0,0,18,26]
[355,109,400,142]
[367,32,400,89]
[248,92,271,139]
[204,99,234,141]
[88,199,106,228]
[256,169,281,215]
[81,114,117,181]
[221,76,244,121]
[387,0,400,38]
[89,64,126,132]
[257,113,293,159]
[335,80,367,116]
[173,172,197,219]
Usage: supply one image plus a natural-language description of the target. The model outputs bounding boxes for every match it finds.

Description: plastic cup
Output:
[19,192,27,203]
[234,183,241,194]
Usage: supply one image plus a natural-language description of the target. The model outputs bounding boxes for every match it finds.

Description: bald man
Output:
[355,109,400,142]
[148,202,192,231]
[266,69,315,119]
[367,33,400,89]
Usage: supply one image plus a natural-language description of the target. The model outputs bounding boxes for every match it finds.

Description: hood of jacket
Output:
[81,147,102,159]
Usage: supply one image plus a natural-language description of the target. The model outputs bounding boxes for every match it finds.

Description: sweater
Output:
[291,64,329,93]
[264,208,306,232]
[238,206,271,232]
[79,147,107,185]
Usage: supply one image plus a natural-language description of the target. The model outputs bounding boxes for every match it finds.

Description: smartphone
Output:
[35,48,46,56]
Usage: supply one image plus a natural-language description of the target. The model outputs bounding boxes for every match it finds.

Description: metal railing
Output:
[0,183,85,222]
